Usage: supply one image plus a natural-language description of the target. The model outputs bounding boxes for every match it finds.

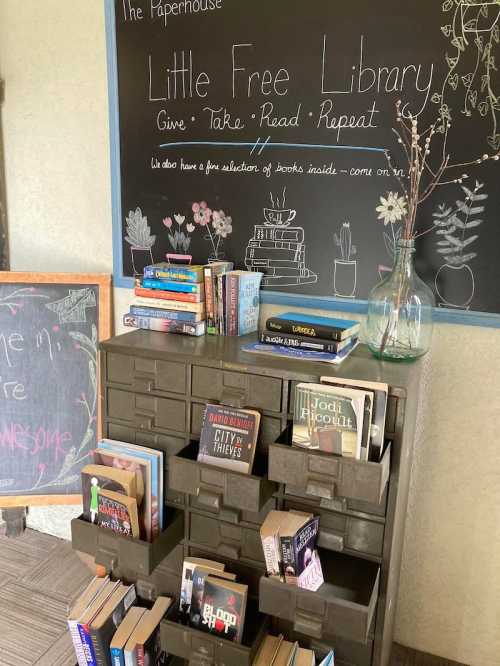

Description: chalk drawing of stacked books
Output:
[245,189,318,287]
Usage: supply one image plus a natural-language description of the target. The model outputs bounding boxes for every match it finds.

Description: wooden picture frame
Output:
[0,272,112,507]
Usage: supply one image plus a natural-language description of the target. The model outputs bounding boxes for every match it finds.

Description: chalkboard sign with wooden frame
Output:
[0,273,112,508]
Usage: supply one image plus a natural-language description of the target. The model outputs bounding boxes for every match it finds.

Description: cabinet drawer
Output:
[188,546,265,597]
[283,499,384,559]
[107,388,186,433]
[269,440,391,505]
[192,366,282,412]
[106,422,186,457]
[160,602,267,665]
[188,493,277,526]
[168,443,277,518]
[106,352,187,395]
[71,509,184,578]
[259,551,380,644]
[134,544,184,602]
[191,402,283,450]
[188,512,264,565]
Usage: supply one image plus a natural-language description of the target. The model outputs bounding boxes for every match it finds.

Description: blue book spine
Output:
[110,647,124,666]
[238,274,262,335]
[141,278,199,293]
[77,624,97,666]
[143,265,202,281]
[277,311,359,328]
[130,306,197,321]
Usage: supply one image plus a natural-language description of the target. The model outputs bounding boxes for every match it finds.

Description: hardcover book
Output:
[98,439,164,531]
[130,305,202,322]
[230,270,263,336]
[89,583,137,666]
[97,490,140,539]
[143,262,204,282]
[189,565,237,629]
[197,404,261,474]
[320,376,388,461]
[124,313,206,336]
[266,312,360,341]
[81,465,138,525]
[110,607,147,666]
[199,577,248,643]
[179,557,225,615]
[292,383,370,459]
[260,330,356,354]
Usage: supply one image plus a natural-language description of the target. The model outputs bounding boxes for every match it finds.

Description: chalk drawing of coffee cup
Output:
[263,208,297,226]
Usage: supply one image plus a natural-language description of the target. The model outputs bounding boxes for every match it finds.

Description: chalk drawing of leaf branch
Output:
[0,287,50,315]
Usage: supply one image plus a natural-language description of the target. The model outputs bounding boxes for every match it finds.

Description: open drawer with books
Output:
[70,508,184,578]
[168,441,278,520]
[259,551,380,644]
[269,431,391,505]
[160,600,269,665]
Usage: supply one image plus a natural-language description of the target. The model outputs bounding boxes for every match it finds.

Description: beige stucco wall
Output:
[0,2,499,664]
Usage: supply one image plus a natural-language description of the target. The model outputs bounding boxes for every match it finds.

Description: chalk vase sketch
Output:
[366,240,435,362]
[333,223,357,298]
[435,263,475,309]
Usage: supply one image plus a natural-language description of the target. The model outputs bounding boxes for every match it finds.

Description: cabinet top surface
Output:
[102,331,422,393]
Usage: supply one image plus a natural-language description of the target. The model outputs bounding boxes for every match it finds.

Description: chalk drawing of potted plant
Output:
[333,222,357,298]
[192,201,233,261]
[432,180,487,309]
[164,214,195,264]
[124,207,156,275]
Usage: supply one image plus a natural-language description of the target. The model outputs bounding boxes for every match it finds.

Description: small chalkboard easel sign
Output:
[0,273,111,508]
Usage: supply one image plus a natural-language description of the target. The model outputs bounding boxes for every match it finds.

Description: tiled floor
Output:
[0,529,466,666]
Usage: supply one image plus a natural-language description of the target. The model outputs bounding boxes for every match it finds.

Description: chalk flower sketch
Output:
[333,222,357,298]
[432,180,487,308]
[376,191,407,278]
[45,288,96,325]
[164,213,195,253]
[124,207,156,275]
[192,201,233,260]
[437,0,500,149]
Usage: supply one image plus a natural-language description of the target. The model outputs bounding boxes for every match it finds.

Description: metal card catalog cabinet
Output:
[88,330,422,666]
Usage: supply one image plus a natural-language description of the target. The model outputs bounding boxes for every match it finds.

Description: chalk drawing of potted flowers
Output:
[124,207,156,275]
[164,214,196,263]
[432,180,487,309]
[192,201,233,261]
[375,191,407,279]
[333,222,357,298]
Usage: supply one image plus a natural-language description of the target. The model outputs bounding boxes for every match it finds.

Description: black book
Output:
[189,565,237,629]
[266,312,360,341]
[260,330,357,353]
[199,576,248,643]
[89,583,137,666]
[280,516,323,591]
[197,404,261,474]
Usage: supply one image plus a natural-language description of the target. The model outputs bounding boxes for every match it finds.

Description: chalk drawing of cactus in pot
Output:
[124,207,156,275]
[433,180,487,309]
[333,222,357,298]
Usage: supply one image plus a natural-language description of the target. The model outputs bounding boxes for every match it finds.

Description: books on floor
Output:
[197,403,261,474]
[292,382,374,460]
[260,510,323,591]
[244,311,360,365]
[179,557,248,643]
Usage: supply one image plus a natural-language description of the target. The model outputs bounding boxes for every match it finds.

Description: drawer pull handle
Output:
[197,488,222,510]
[317,530,344,552]
[218,542,241,560]
[220,387,247,408]
[134,415,153,430]
[95,547,118,573]
[133,377,154,392]
[306,478,335,500]
[293,610,323,639]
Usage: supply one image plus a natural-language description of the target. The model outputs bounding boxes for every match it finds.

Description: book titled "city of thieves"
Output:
[197,404,261,474]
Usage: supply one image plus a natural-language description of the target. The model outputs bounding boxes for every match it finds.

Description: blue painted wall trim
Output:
[104,1,500,328]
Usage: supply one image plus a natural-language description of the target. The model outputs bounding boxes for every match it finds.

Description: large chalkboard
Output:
[0,273,111,507]
[109,0,500,317]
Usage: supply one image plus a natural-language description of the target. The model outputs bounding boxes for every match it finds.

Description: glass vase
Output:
[366,239,434,361]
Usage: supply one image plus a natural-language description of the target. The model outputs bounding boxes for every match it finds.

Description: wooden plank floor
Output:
[0,529,468,666]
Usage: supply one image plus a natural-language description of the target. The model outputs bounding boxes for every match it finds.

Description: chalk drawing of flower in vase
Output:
[164,214,196,263]
[333,222,357,298]
[375,191,407,279]
[432,180,487,309]
[437,0,500,149]
[124,207,156,275]
[192,201,233,261]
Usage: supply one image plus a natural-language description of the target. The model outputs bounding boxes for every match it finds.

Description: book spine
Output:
[110,647,125,666]
[135,286,201,303]
[136,645,145,666]
[130,305,199,321]
[143,266,203,281]
[89,627,107,666]
[204,267,215,334]
[68,619,88,666]
[123,314,206,336]
[280,536,297,584]
[133,296,205,313]
[266,317,344,341]
[217,274,224,335]
[261,534,281,578]
[226,274,238,336]
[77,623,97,665]
[260,331,342,353]
[124,649,136,666]
[141,278,202,294]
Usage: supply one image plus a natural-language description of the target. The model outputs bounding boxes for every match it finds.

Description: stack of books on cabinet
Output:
[71,330,421,666]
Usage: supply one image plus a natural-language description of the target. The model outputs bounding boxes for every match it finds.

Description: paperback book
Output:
[266,312,360,341]
[124,597,171,666]
[81,465,139,525]
[199,576,248,643]
[242,340,358,365]
[197,404,261,474]
[144,262,204,282]
[130,305,202,322]
[76,580,121,666]
[68,577,110,666]
[131,294,205,314]
[179,557,225,615]
[141,277,205,295]
[109,607,147,666]
[203,261,234,334]
[260,330,356,354]
[135,285,203,303]
[97,489,140,539]
[225,270,263,336]
[123,313,206,336]
[189,565,237,629]
[89,583,137,666]
[279,514,323,590]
